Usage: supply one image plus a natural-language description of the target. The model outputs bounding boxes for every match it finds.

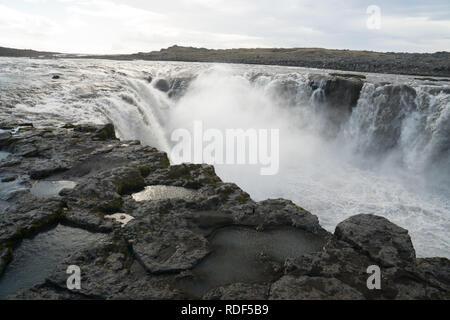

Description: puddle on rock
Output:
[132,185,197,202]
[178,226,325,298]
[0,175,29,212]
[0,200,8,213]
[30,180,76,198]
[0,176,26,200]
[0,151,10,161]
[0,224,108,299]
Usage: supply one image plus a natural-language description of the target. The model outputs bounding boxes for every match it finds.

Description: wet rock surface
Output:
[0,123,448,300]
[354,84,418,154]
[335,214,416,267]
[270,275,365,300]
[153,78,170,92]
[0,224,108,299]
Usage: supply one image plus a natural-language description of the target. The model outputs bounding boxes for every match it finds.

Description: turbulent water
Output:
[0,57,449,258]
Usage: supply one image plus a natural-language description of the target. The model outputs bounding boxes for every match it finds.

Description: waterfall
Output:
[0,58,449,257]
[98,77,173,151]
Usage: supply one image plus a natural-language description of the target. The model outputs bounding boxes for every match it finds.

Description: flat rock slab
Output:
[270,275,365,300]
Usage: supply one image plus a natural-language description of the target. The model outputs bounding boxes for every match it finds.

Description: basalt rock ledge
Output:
[0,123,448,300]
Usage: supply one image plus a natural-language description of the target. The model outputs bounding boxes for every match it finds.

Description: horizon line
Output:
[1,44,449,56]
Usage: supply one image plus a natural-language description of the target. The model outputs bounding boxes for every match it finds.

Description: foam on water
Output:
[132,185,198,202]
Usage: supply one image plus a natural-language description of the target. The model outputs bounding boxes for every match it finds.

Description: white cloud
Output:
[382,16,450,38]
[0,4,61,49]
[0,0,448,53]
[66,0,164,20]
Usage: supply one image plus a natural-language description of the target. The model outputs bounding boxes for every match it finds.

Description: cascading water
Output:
[98,77,173,150]
[0,58,449,257]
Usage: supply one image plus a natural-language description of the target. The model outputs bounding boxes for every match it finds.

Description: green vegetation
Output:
[167,165,192,179]
[203,167,221,186]
[94,123,117,140]
[97,198,124,214]
[138,165,154,177]
[29,210,63,232]
[218,185,237,202]
[160,154,170,168]
[115,170,146,195]
[158,202,174,215]
[236,192,250,204]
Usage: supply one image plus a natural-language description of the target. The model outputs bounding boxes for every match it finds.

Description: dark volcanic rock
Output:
[203,283,270,300]
[30,166,69,179]
[354,84,417,154]
[168,77,195,99]
[0,248,12,275]
[1,175,17,182]
[308,74,364,137]
[414,257,450,293]
[0,131,12,146]
[153,79,170,92]
[0,122,448,300]
[283,219,449,300]
[335,214,416,267]
[94,123,117,140]
[309,75,364,110]
[270,275,365,300]
[252,199,324,234]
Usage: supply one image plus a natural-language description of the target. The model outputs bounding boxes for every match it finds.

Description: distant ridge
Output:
[1,45,449,77]
[0,46,57,57]
[131,45,450,77]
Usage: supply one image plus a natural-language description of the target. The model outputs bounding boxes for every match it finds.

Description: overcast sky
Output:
[0,0,449,54]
